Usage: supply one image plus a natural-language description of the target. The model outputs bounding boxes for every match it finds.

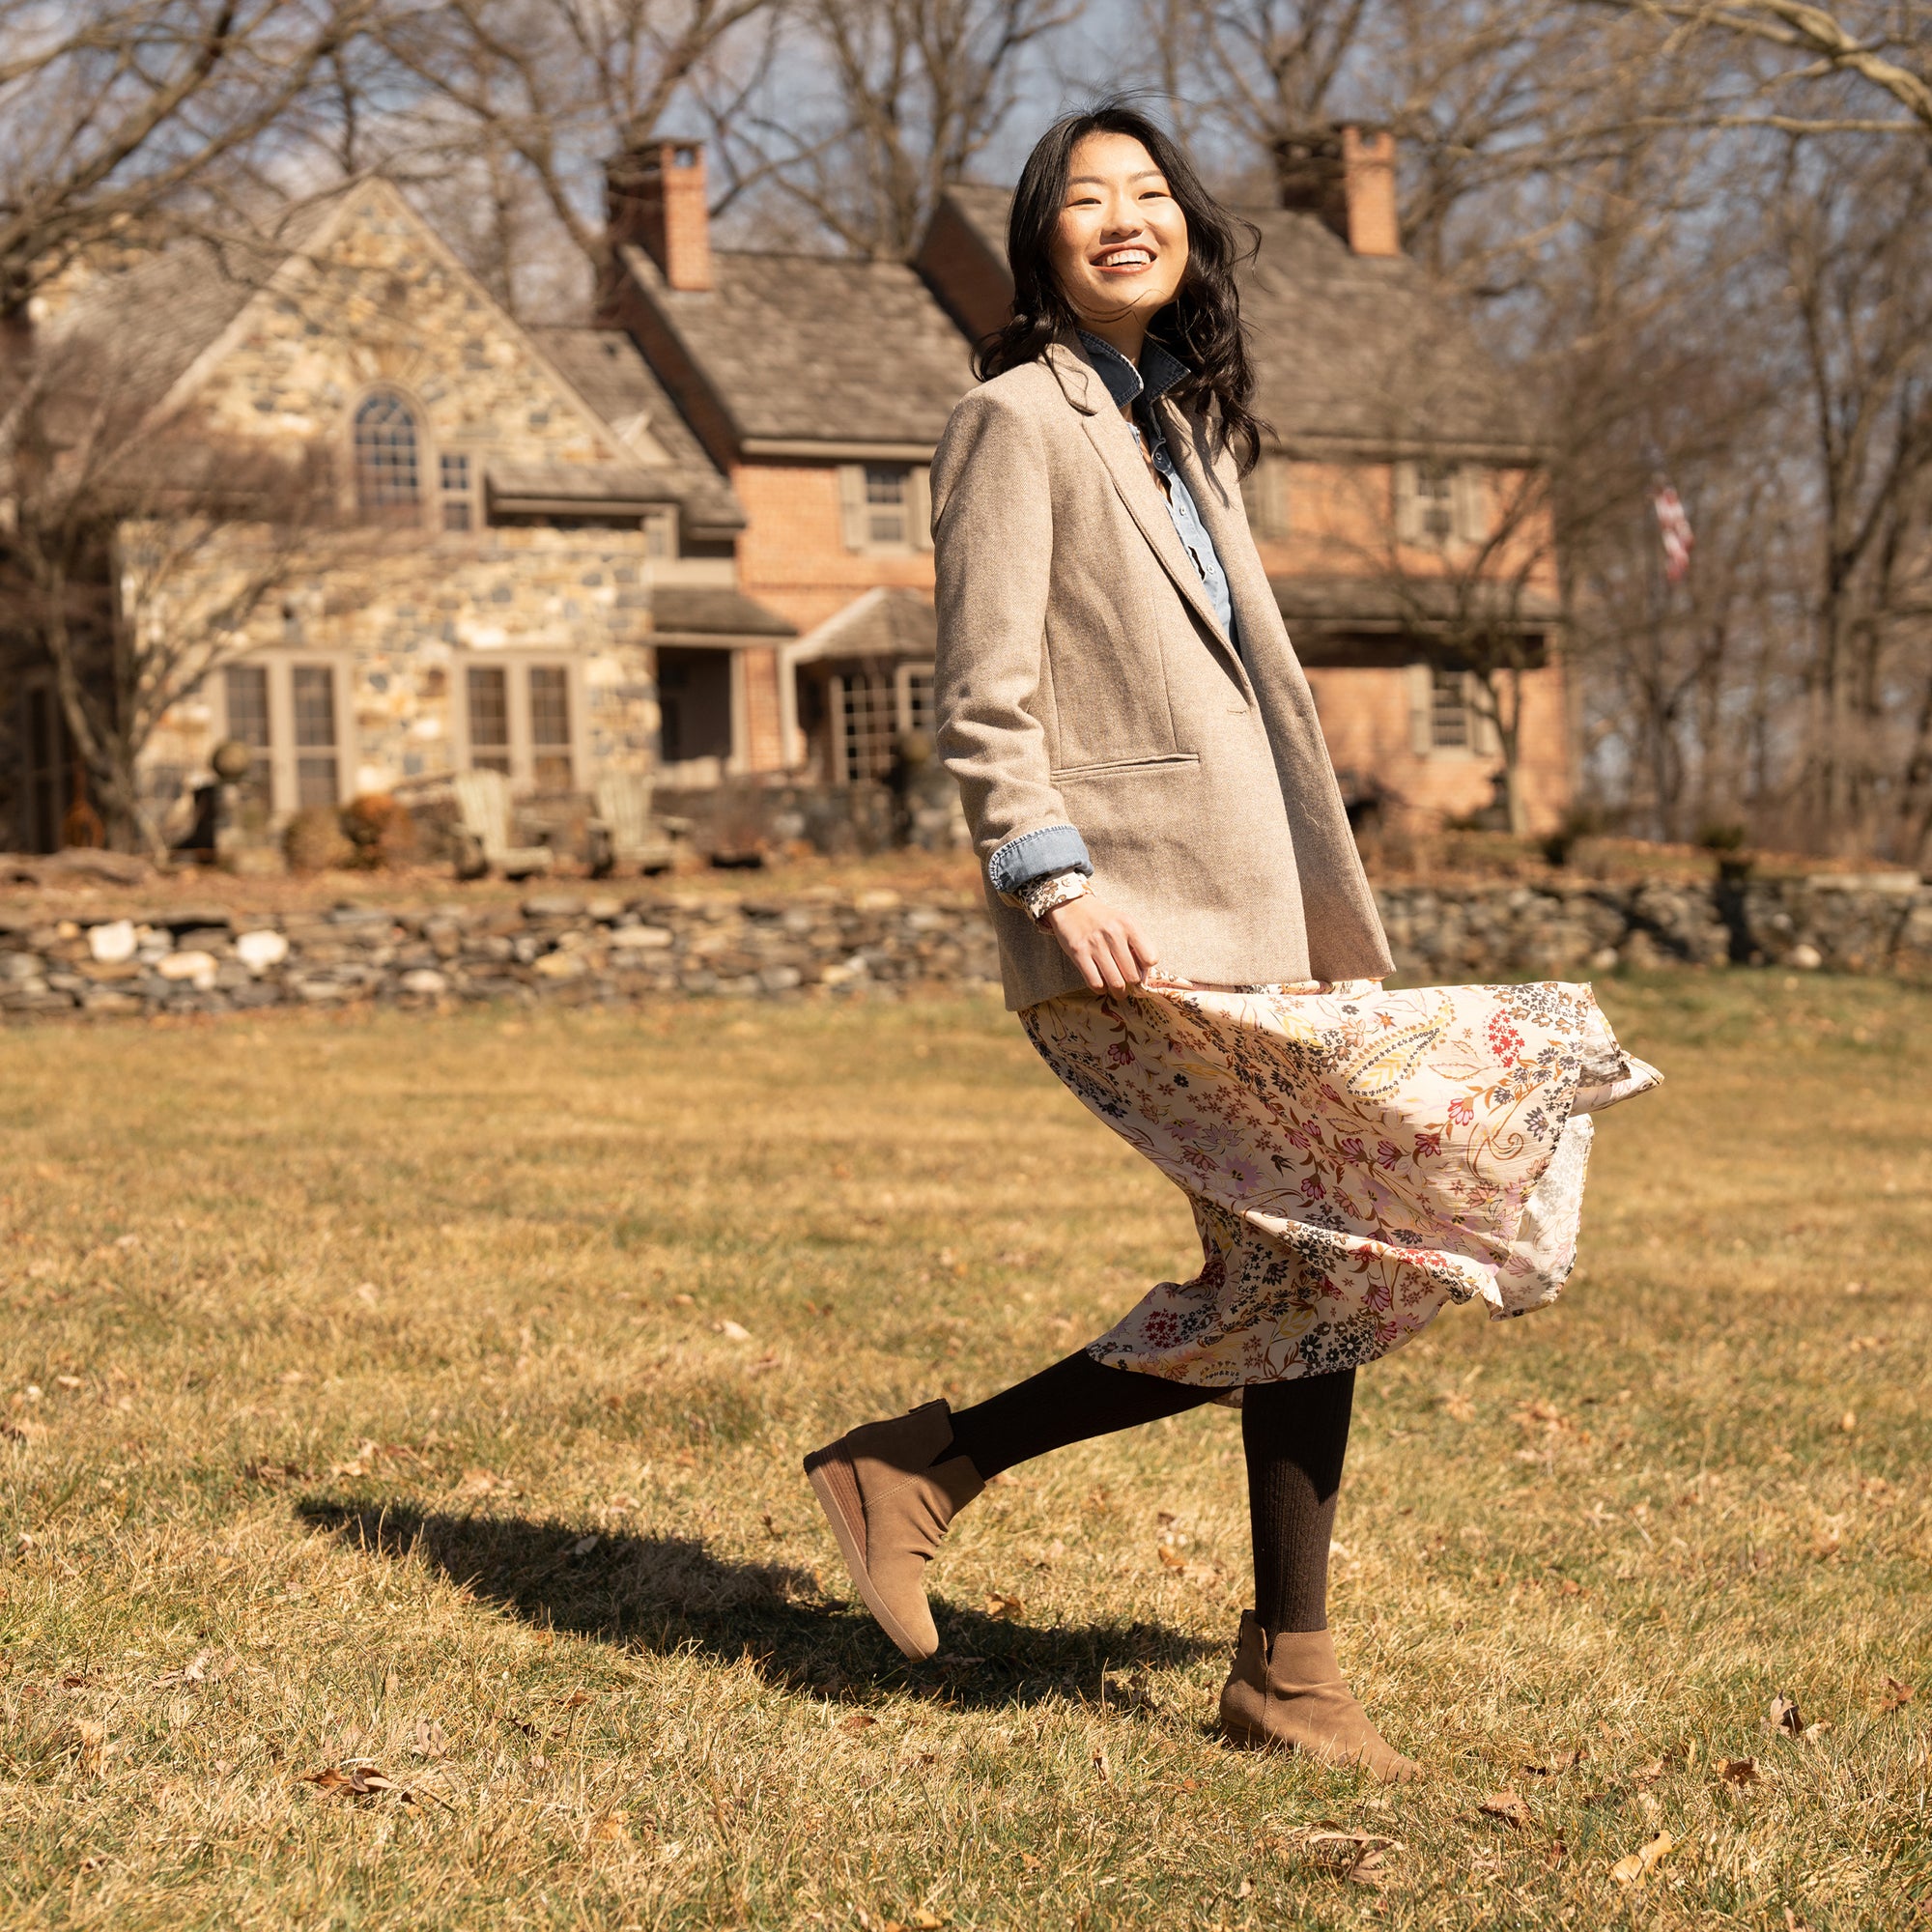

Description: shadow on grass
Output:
[298,1499,1219,1708]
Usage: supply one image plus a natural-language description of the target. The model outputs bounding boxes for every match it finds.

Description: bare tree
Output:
[1579,0,1932,138]
[0,1,375,327]
[706,0,1076,260]
[1772,135,1932,850]
[370,0,775,291]
[1,339,346,855]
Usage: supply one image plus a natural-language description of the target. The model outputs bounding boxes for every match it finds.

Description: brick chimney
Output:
[606,133,713,292]
[1275,125,1401,257]
[1341,127,1400,257]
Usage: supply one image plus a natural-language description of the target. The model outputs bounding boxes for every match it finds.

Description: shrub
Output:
[282,806,352,873]
[339,792,419,869]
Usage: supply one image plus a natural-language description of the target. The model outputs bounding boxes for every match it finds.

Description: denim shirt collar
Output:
[1076,330,1190,414]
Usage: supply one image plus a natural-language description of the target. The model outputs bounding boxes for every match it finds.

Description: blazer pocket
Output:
[1050,752,1201,782]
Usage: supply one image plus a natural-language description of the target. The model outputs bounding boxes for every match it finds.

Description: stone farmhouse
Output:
[2,127,1568,857]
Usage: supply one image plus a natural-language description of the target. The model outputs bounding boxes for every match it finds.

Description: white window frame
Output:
[1406,662,1499,760]
[212,652,355,814]
[838,463,933,555]
[1394,460,1487,549]
[438,447,478,532]
[454,655,590,792]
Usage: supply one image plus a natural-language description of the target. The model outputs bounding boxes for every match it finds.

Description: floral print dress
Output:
[1022,976,1661,1388]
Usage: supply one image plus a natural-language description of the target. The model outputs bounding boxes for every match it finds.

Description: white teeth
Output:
[1097,249,1151,268]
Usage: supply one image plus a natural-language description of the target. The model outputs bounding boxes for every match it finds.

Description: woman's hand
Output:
[1041,892,1157,991]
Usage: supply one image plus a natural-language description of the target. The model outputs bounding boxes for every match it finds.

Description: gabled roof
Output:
[613,243,973,455]
[528,327,742,538]
[923,185,1534,461]
[40,185,741,531]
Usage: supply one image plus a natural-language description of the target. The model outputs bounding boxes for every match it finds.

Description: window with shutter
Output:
[838,463,924,553]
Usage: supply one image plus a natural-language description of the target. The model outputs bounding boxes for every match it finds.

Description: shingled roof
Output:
[613,243,973,453]
[37,206,334,421]
[1236,208,1530,458]
[528,327,743,538]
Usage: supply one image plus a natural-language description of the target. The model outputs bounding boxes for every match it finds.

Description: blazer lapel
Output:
[1044,340,1238,656]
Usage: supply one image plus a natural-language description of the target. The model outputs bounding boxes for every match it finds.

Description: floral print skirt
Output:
[1020,976,1661,1389]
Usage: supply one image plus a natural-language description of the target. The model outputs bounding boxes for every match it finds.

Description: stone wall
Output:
[2,874,1926,1020]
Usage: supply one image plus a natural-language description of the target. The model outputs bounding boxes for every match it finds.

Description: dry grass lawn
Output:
[1,973,1928,1929]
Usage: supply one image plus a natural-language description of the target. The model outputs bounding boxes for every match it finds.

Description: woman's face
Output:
[1047,131,1189,337]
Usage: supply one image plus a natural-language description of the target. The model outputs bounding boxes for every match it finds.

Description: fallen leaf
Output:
[557,1690,590,1710]
[300,1763,413,1804]
[906,1912,946,1929]
[1299,1828,1404,1889]
[71,1719,109,1775]
[1092,1744,1111,1781]
[1772,1694,1804,1738]
[243,1461,307,1485]
[589,1812,629,1844]
[412,1719,449,1759]
[54,1375,82,1390]
[1719,1757,1759,1784]
[1838,1410,1857,1433]
[1232,1878,1253,1899]
[1609,1831,1674,1884]
[1442,1391,1476,1422]
[671,1293,695,1307]
[714,1320,752,1342]
[1156,1544,1186,1570]
[457,1469,500,1497]
[841,1713,878,1734]
[1479,1790,1531,1828]
[983,1592,1024,1619]
[1523,1747,1585,1776]
[567,1535,599,1558]
[1878,1676,1916,1716]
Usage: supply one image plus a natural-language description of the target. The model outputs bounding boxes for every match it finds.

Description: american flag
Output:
[1653,483,1693,583]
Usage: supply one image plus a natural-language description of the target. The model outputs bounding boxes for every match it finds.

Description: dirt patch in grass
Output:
[1,974,1927,1927]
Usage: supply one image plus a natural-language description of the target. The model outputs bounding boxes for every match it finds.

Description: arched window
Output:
[354,391,421,521]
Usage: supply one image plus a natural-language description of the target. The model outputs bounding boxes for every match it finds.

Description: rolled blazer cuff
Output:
[988,824,1094,898]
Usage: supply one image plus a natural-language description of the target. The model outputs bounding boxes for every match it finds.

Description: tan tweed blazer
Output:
[931,338,1393,1010]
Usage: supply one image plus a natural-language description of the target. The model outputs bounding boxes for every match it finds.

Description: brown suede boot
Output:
[803,1399,983,1661]
[1218,1612,1419,1782]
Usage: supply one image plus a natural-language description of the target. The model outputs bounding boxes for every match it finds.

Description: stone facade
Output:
[19,179,771,853]
[4,874,1924,1021]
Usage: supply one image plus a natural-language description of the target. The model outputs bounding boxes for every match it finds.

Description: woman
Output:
[803,104,1656,1782]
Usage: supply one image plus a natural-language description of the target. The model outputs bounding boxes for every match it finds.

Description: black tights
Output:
[944,1350,1355,1634]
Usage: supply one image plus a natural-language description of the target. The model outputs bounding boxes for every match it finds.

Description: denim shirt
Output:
[982,335,1238,905]
[1077,331,1236,644]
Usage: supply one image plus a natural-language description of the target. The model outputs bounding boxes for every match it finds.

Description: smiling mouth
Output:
[1093,247,1153,270]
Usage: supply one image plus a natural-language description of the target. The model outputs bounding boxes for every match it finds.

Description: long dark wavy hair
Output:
[977,100,1266,475]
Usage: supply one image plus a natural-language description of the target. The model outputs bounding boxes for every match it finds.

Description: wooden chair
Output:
[450,769,554,880]
[587,771,683,876]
